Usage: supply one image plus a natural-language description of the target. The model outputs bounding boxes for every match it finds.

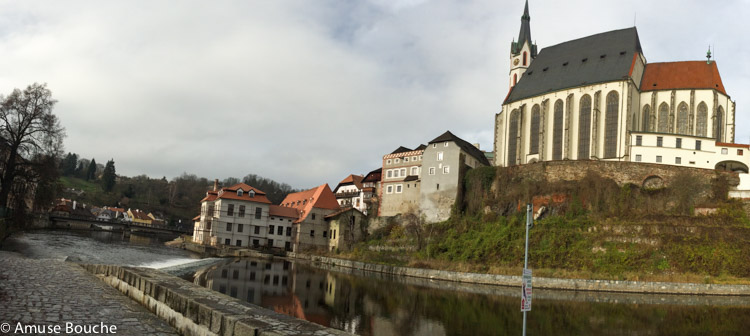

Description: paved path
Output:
[0,251,177,335]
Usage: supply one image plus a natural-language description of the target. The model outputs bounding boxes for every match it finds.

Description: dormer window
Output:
[237,189,243,197]
[249,190,255,198]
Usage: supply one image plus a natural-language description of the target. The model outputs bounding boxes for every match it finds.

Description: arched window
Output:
[676,102,689,135]
[523,52,527,66]
[658,102,669,133]
[696,102,708,137]
[530,105,541,154]
[552,100,564,160]
[604,91,619,158]
[508,109,520,166]
[715,106,725,142]
[641,105,651,132]
[513,74,517,86]
[578,95,592,160]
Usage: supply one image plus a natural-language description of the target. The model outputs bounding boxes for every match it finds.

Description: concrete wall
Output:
[81,264,351,336]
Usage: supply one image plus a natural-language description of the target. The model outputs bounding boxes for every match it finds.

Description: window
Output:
[508,109,520,165]
[696,140,702,151]
[636,135,642,146]
[253,239,259,246]
[396,184,402,193]
[255,207,262,219]
[400,168,406,176]
[642,105,651,132]
[715,106,725,142]
[675,138,682,149]
[411,167,418,175]
[286,227,291,236]
[657,137,663,147]
[523,51,527,66]
[249,190,255,198]
[429,167,435,175]
[237,224,243,233]
[310,230,315,237]
[237,189,243,197]
[656,156,662,163]
[277,226,283,235]
[436,183,440,190]
[386,185,393,194]
[224,238,230,245]
[238,205,245,217]
[530,104,541,154]
[387,170,393,178]
[226,223,232,231]
[578,95,592,159]
[221,269,228,278]
[227,204,234,216]
[249,272,256,281]
[552,100,564,160]
[312,213,316,220]
[404,157,409,162]
[254,225,260,234]
[432,143,437,148]
[696,102,708,137]
[721,148,728,155]
[677,102,689,135]
[412,156,417,161]
[658,103,669,133]
[437,152,444,161]
[269,225,275,234]
[676,157,682,164]
[635,154,642,162]
[443,166,450,174]
[386,159,391,165]
[323,231,327,238]
[268,239,273,247]
[604,91,619,158]
[395,158,400,164]
[444,142,449,147]
[236,240,241,247]
[739,149,744,156]
[333,229,336,239]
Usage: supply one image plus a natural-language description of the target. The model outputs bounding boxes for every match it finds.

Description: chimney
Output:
[473,143,481,150]
[213,179,218,191]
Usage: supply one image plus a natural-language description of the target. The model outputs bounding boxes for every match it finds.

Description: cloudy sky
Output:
[1,0,747,189]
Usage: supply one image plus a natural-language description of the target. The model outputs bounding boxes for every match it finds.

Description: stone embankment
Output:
[288,253,750,296]
[81,264,351,336]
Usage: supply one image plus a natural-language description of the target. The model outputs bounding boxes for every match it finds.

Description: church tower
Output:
[509,0,537,89]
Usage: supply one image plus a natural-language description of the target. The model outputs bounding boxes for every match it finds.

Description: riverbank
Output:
[287,252,750,296]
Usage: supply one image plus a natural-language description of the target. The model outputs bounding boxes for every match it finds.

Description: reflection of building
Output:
[494,2,749,180]
[202,259,292,306]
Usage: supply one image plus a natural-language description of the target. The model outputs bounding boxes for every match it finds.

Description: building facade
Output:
[332,174,367,214]
[279,184,341,252]
[378,146,425,217]
[494,1,747,176]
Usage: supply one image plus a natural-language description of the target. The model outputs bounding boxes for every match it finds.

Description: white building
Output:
[332,174,367,214]
[494,1,748,178]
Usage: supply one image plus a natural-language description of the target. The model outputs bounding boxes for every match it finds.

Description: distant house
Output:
[128,209,153,225]
[379,145,425,217]
[361,168,381,214]
[325,207,366,252]
[279,184,340,252]
[332,174,367,214]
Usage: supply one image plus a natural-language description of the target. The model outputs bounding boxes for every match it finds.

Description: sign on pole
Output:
[521,268,532,312]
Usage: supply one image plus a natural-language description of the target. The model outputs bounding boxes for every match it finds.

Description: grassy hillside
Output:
[345,165,750,283]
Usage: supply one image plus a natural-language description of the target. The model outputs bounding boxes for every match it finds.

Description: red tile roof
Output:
[324,206,364,219]
[280,184,339,223]
[192,215,200,221]
[215,183,272,204]
[130,209,152,221]
[200,191,218,202]
[641,61,727,95]
[333,174,363,193]
[716,142,750,149]
[269,205,299,219]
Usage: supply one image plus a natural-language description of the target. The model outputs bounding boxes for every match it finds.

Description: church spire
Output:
[511,0,537,57]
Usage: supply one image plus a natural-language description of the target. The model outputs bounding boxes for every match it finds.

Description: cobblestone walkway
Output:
[0,251,177,335]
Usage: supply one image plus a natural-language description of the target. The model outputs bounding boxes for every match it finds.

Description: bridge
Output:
[47,214,192,236]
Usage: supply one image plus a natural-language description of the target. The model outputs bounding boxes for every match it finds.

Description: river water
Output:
[5,230,750,335]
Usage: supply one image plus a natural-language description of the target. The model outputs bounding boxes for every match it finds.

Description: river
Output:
[4,230,750,335]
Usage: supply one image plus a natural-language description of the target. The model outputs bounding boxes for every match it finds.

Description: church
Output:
[493,1,748,175]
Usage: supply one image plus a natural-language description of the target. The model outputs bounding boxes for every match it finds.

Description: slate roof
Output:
[505,27,643,104]
[428,131,491,166]
[390,146,412,154]
[641,61,727,95]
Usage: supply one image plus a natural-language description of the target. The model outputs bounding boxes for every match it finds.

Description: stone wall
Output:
[295,254,750,296]
[81,264,351,336]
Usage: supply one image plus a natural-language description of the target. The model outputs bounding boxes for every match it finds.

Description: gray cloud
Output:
[0,0,747,189]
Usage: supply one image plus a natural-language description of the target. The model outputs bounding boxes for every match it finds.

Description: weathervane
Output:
[706,46,712,64]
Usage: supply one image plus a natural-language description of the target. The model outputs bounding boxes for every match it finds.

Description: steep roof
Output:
[333,174,364,193]
[215,183,272,204]
[362,168,382,183]
[269,205,299,219]
[279,184,339,223]
[390,146,412,154]
[505,27,643,104]
[640,61,727,95]
[511,0,537,57]
[428,131,491,166]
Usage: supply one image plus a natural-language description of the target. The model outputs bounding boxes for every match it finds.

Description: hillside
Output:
[350,162,750,283]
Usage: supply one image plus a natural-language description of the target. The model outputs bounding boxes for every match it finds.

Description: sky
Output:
[0,0,748,190]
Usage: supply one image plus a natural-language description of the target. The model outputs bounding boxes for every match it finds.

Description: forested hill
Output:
[58,153,298,224]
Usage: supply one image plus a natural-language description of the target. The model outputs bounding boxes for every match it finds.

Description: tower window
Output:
[513,74,517,85]
[523,52,527,66]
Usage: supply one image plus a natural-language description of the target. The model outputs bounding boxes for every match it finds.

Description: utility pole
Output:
[522,203,533,336]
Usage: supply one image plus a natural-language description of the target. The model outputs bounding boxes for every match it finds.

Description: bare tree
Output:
[0,83,64,217]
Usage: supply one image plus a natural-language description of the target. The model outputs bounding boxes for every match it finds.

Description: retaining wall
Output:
[290,253,750,296]
[81,264,351,336]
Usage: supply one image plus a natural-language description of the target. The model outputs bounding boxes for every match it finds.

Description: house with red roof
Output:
[332,174,366,214]
[279,184,340,252]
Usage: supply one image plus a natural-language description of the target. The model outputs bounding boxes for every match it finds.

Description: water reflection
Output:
[191,258,750,336]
